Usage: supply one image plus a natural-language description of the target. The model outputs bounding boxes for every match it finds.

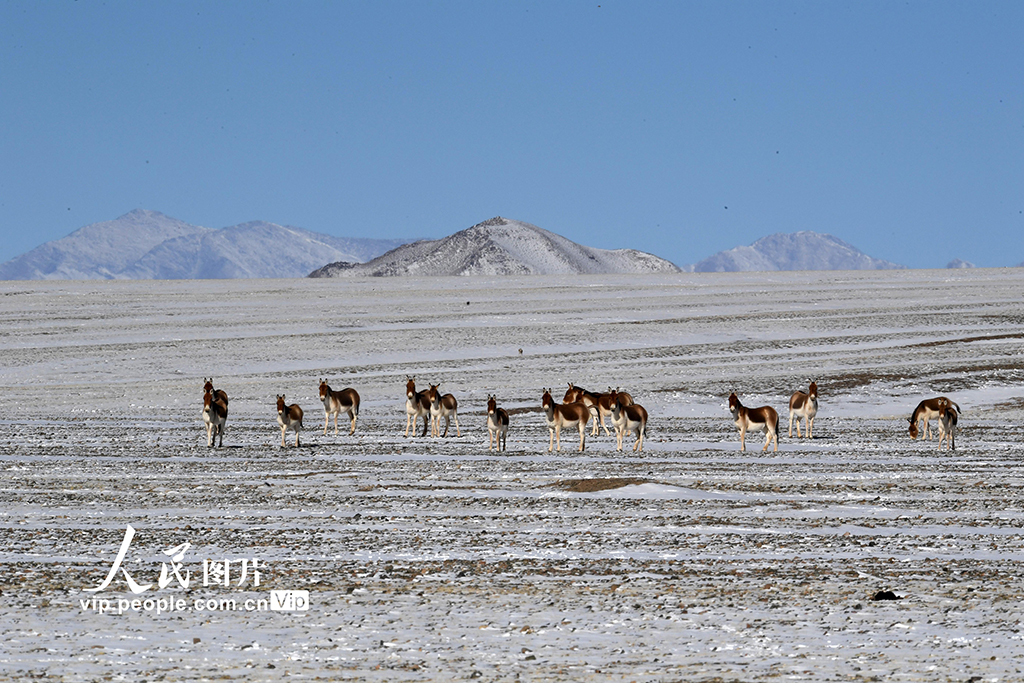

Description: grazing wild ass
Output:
[936,397,959,451]
[908,397,961,440]
[609,389,648,452]
[788,381,819,439]
[276,395,304,447]
[426,383,461,437]
[486,395,510,452]
[728,393,779,452]
[319,379,360,435]
[202,378,228,448]
[542,388,590,452]
[404,377,431,437]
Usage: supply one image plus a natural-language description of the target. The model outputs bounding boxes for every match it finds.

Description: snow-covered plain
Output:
[2,269,1024,681]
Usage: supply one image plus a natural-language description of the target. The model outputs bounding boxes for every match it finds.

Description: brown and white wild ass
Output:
[542,389,590,452]
[788,381,818,439]
[202,378,228,448]
[426,383,461,437]
[908,397,961,440]
[276,395,304,447]
[319,379,360,436]
[936,397,958,451]
[728,393,779,452]
[404,377,431,437]
[609,390,648,452]
[486,394,510,452]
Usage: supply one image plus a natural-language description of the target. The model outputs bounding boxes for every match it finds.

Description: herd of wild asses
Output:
[201,377,961,453]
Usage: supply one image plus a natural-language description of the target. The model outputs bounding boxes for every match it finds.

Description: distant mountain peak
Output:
[692,231,905,272]
[946,258,975,269]
[310,217,680,277]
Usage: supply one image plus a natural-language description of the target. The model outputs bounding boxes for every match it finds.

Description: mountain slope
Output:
[0,210,211,280]
[693,231,905,272]
[310,217,680,277]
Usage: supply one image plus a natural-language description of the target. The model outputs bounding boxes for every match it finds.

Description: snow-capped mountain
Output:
[691,231,905,272]
[121,221,410,279]
[0,209,212,280]
[309,216,680,277]
[0,210,412,280]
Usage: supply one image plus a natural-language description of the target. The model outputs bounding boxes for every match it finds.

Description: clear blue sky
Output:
[2,1,1021,268]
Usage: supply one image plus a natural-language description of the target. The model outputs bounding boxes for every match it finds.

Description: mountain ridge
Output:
[691,231,906,272]
[0,210,412,280]
[309,217,681,277]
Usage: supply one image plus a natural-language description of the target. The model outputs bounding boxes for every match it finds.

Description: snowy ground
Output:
[2,269,1024,681]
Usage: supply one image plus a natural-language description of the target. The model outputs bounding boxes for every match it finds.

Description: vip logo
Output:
[269,590,309,612]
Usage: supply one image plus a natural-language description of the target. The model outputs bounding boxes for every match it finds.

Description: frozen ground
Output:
[2,269,1024,682]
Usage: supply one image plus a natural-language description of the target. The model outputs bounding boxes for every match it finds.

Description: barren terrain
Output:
[2,270,1024,681]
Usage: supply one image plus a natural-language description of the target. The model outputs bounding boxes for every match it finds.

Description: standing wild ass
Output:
[319,379,360,436]
[908,397,961,440]
[427,384,461,437]
[609,389,648,452]
[542,389,590,452]
[486,395,510,452]
[728,393,779,452]
[276,395,304,447]
[788,381,818,438]
[202,378,228,448]
[405,377,431,437]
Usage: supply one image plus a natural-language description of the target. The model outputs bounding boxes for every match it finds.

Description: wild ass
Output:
[728,393,779,452]
[788,381,818,439]
[202,378,228,448]
[276,395,304,447]
[404,377,431,437]
[908,397,961,440]
[319,379,360,436]
[486,394,510,452]
[936,397,959,451]
[609,390,648,452]
[564,383,633,436]
[426,383,461,437]
[542,388,590,452]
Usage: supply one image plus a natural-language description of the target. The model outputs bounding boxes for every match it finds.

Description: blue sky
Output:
[2,1,1021,268]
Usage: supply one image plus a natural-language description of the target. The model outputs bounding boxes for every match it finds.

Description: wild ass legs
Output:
[486,395,510,452]
[788,381,818,438]
[728,393,779,452]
